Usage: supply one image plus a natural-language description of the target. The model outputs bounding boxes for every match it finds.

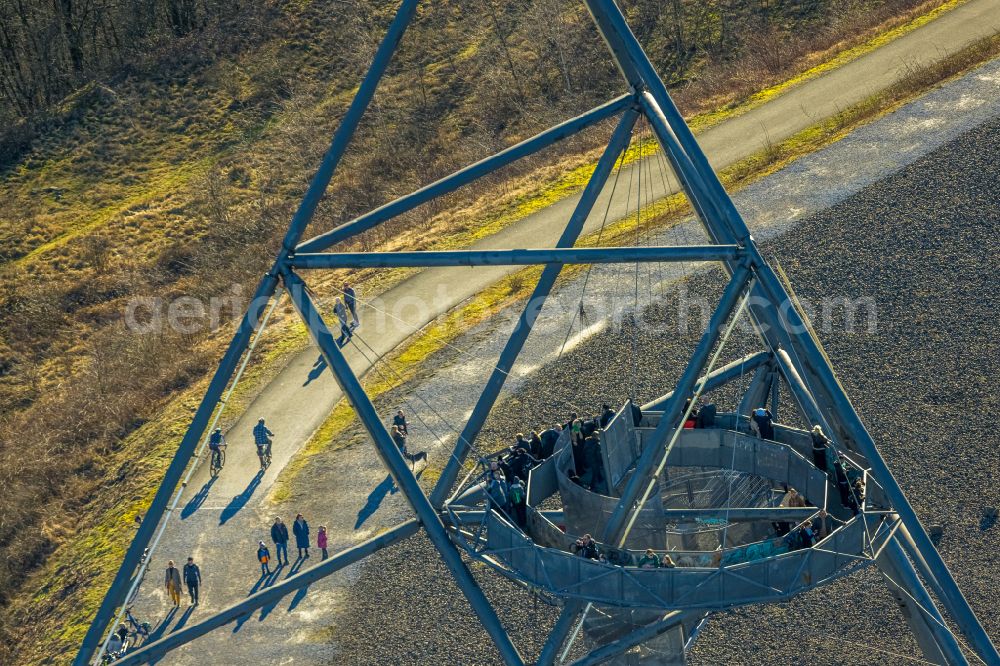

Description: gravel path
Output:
[323,70,1000,663]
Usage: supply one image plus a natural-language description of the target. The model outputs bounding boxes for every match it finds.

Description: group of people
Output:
[482,403,625,528]
[809,424,865,514]
[565,409,607,494]
[205,416,275,474]
[748,407,867,516]
[256,514,328,576]
[571,533,678,570]
[163,557,202,606]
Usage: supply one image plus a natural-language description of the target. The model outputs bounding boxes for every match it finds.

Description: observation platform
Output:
[444,407,892,612]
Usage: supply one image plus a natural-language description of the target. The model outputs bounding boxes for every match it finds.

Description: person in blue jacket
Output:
[257,541,271,576]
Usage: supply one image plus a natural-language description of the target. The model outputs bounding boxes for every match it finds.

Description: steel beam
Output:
[750,256,1000,664]
[567,611,687,666]
[583,2,995,653]
[76,275,279,666]
[282,270,524,666]
[641,351,771,411]
[454,507,817,523]
[429,107,641,509]
[295,94,633,254]
[290,245,742,269]
[113,520,420,666]
[736,363,773,418]
[75,2,422,663]
[602,264,753,547]
[877,538,970,666]
[537,601,586,666]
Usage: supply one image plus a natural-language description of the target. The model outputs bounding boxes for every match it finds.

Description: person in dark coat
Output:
[271,517,290,566]
[833,456,857,514]
[599,404,615,429]
[580,433,605,492]
[183,557,201,605]
[811,425,832,474]
[391,425,407,454]
[527,431,543,459]
[257,541,271,576]
[508,448,539,483]
[293,513,310,559]
[575,534,601,560]
[539,424,561,459]
[343,283,359,329]
[392,410,408,436]
[487,471,509,512]
[695,403,716,428]
[629,400,642,427]
[751,407,774,440]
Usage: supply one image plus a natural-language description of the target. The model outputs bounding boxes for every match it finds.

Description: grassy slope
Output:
[2,0,985,662]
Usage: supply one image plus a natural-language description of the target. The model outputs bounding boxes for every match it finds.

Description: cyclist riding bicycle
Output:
[253,418,274,465]
[208,427,226,467]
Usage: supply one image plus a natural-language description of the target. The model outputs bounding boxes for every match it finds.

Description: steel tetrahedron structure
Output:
[75,0,1000,664]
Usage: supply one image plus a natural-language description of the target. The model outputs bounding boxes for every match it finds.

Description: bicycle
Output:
[257,441,272,470]
[209,444,227,478]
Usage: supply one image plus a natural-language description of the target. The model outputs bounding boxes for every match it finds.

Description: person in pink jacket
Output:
[317,525,328,560]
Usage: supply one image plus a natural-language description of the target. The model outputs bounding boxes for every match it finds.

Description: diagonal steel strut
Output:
[429,105,641,509]
[282,270,524,666]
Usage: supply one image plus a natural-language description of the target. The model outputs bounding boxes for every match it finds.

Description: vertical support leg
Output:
[537,601,586,666]
[76,2,422,663]
[877,538,970,665]
[430,106,641,508]
[283,271,524,666]
[603,264,753,546]
[751,260,1000,664]
[736,364,772,419]
[74,275,279,666]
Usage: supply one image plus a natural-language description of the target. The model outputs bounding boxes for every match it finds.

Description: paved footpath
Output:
[123,3,1000,663]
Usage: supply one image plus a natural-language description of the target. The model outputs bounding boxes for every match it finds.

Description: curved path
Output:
[123,4,1000,663]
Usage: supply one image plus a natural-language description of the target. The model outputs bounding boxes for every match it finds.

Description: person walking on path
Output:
[334,298,352,347]
[183,557,201,605]
[257,541,271,576]
[271,517,290,566]
[293,513,310,559]
[164,560,182,607]
[317,526,329,560]
[343,283,359,329]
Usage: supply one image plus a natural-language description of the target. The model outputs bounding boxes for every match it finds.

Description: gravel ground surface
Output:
[325,92,1000,662]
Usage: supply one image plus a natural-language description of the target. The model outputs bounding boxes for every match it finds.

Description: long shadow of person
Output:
[287,555,307,576]
[287,583,310,613]
[354,474,400,530]
[220,471,264,525]
[181,476,217,519]
[255,563,290,622]
[170,605,195,634]
[146,606,178,644]
[303,354,327,386]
